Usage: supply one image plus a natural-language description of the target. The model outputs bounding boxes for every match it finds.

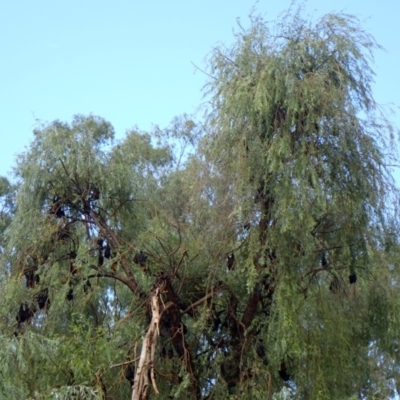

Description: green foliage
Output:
[0,5,400,400]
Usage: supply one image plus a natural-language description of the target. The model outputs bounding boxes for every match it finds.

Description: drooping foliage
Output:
[0,6,400,400]
[198,8,400,399]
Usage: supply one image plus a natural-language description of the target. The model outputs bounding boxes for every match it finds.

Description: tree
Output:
[0,6,400,400]
[199,7,400,399]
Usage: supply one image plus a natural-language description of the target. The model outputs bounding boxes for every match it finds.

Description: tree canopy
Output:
[1,6,400,400]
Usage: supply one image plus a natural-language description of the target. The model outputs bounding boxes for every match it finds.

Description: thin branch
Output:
[168,224,182,258]
[155,236,171,258]
[172,249,188,279]
[58,158,74,183]
[181,291,216,315]
[191,61,217,81]
[109,358,139,369]
[87,271,138,294]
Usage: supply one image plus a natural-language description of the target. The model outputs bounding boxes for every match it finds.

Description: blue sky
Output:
[1,0,399,178]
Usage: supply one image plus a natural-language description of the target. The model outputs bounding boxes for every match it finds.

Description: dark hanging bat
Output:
[97,239,104,266]
[321,252,328,268]
[212,313,222,332]
[25,270,40,289]
[66,288,74,301]
[124,364,135,386]
[256,340,269,365]
[37,289,50,310]
[16,303,35,324]
[134,251,147,271]
[90,187,100,200]
[50,195,65,218]
[278,362,290,381]
[254,286,262,303]
[227,253,235,270]
[160,346,174,359]
[349,273,357,284]
[160,312,172,338]
[104,245,111,259]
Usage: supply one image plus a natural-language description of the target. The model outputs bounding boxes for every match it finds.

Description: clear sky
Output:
[1,0,399,178]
